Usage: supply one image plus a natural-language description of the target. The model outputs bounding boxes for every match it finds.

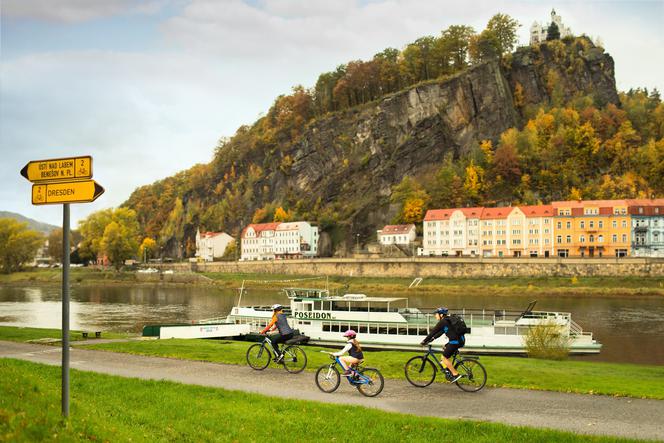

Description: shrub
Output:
[524,320,570,360]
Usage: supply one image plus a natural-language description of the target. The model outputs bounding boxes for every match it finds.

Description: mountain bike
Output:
[404,345,487,392]
[315,352,384,397]
[246,335,307,374]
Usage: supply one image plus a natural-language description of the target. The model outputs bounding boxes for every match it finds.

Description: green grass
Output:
[0,267,138,285]
[79,338,664,400]
[0,359,636,442]
[0,325,132,343]
[201,272,664,295]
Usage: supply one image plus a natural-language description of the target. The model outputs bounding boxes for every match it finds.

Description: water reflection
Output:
[1,285,662,365]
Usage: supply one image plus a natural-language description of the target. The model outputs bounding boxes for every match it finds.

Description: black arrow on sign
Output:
[92,182,105,202]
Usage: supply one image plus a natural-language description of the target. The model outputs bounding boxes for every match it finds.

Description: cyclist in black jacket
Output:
[421,307,464,382]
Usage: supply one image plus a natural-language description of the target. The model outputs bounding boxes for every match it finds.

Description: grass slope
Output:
[0,326,132,343]
[0,359,636,442]
[78,338,664,400]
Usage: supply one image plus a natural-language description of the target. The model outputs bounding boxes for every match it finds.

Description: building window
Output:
[598,235,603,243]
[622,234,627,243]
[589,234,594,243]
[557,235,562,244]
[566,235,571,244]
[589,221,594,229]
[599,221,603,229]
[622,220,627,228]
[557,222,562,229]
[580,221,585,229]
[580,235,585,243]
[612,234,617,243]
[566,221,571,229]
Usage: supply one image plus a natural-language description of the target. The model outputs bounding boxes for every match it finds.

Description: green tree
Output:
[0,219,44,273]
[47,228,63,263]
[546,22,560,41]
[486,13,520,55]
[100,221,139,270]
[469,30,500,64]
[440,25,475,71]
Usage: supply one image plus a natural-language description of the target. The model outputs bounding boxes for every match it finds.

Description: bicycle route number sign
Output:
[20,155,104,205]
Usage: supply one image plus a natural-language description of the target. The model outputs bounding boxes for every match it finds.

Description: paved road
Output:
[1,341,663,441]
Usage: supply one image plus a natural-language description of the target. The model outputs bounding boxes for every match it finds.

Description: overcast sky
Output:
[1,0,663,227]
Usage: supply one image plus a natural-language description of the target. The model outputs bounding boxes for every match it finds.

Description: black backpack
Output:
[448,314,471,336]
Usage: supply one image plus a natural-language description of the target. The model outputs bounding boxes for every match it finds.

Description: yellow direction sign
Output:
[21,156,92,183]
[32,180,104,205]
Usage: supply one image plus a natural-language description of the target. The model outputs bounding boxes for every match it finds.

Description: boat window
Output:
[332,301,351,311]
[331,323,341,332]
[314,301,322,311]
[398,327,407,335]
[408,327,419,335]
[369,325,378,334]
[358,324,368,334]
[378,325,388,334]
[339,324,350,332]
[350,302,369,312]
[299,321,311,326]
[388,326,398,335]
[322,322,331,332]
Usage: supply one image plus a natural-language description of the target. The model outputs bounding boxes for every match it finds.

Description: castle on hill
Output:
[530,8,572,45]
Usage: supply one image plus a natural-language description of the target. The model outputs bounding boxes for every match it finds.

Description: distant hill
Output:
[0,211,58,234]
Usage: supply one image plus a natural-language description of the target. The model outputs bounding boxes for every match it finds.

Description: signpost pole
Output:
[62,203,70,418]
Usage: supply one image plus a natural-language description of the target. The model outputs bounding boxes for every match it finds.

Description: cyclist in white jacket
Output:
[332,330,364,376]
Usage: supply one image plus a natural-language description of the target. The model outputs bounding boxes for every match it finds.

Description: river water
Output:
[1,285,662,366]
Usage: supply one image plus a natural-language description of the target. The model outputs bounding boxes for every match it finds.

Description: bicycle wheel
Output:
[356,368,384,397]
[282,346,307,374]
[404,356,436,387]
[315,364,340,393]
[454,358,487,392]
[246,343,271,370]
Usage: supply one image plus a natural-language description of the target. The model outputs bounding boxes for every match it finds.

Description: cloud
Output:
[2,0,166,23]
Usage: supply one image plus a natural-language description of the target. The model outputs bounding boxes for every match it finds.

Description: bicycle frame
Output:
[329,356,372,386]
[422,345,478,372]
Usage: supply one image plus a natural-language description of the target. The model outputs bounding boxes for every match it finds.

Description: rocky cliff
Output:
[124,37,620,256]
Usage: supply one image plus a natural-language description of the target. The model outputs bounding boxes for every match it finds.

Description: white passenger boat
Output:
[227,288,602,354]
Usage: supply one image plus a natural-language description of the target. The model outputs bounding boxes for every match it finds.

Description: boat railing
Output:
[399,308,575,328]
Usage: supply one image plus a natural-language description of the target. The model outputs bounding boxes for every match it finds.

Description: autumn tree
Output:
[138,237,157,262]
[0,219,43,273]
[469,30,500,64]
[79,208,140,264]
[274,207,292,222]
[402,198,426,223]
[464,160,485,204]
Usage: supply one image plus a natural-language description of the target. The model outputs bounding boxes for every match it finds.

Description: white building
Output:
[241,222,279,261]
[421,208,483,256]
[195,229,235,262]
[241,221,318,261]
[530,8,572,45]
[274,221,319,259]
[377,224,417,246]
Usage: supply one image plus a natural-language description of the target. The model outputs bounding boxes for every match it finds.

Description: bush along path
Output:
[1,340,663,440]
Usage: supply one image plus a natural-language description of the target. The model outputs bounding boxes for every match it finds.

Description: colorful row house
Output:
[421,199,664,258]
[628,199,664,258]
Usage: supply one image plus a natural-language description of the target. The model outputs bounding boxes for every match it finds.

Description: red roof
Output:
[242,222,280,238]
[424,209,454,221]
[552,199,628,208]
[380,224,415,234]
[480,207,514,220]
[424,207,483,221]
[518,205,553,217]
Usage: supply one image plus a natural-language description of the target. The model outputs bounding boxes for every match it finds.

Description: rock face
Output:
[288,60,518,202]
[125,38,620,254]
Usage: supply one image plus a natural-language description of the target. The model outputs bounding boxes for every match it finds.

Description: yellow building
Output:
[552,200,631,257]
[520,205,555,257]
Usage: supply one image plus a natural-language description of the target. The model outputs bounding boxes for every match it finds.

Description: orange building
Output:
[552,200,631,257]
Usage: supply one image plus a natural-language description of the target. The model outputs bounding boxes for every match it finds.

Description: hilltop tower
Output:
[530,8,572,45]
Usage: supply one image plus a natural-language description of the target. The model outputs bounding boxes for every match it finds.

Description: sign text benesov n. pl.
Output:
[293,311,333,320]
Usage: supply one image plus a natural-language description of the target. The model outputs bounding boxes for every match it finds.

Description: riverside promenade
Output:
[1,341,663,441]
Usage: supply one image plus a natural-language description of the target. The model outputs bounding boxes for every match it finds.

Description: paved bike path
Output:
[1,341,662,441]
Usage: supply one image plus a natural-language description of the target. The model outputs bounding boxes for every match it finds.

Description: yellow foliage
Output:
[274,207,292,222]
[402,198,425,224]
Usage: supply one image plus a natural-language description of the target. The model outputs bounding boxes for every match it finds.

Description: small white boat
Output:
[227,288,602,355]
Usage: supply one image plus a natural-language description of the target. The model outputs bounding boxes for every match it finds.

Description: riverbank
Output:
[2,268,664,297]
[0,358,636,442]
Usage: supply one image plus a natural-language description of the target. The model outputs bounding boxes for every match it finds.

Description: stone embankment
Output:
[154,257,664,278]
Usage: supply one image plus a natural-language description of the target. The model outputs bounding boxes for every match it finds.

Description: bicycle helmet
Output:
[271,304,283,311]
[433,307,449,315]
[343,329,357,338]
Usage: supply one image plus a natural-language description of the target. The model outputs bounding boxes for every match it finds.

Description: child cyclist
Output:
[332,329,364,376]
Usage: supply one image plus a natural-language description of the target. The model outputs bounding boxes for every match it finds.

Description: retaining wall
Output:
[155,258,664,278]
